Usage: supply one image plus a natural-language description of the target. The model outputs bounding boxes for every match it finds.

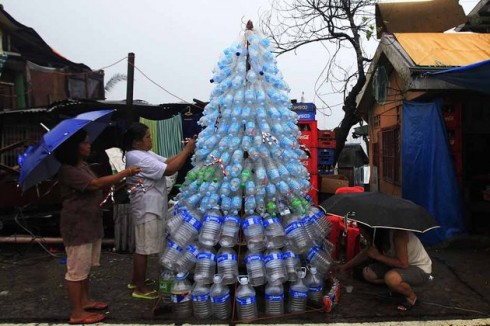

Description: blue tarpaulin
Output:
[426,59,490,95]
[402,100,465,246]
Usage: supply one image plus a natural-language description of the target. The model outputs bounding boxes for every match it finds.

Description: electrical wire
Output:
[0,182,63,264]
[129,62,203,110]
[13,207,62,259]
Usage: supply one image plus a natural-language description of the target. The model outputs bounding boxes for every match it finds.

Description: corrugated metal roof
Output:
[0,108,47,115]
[394,33,490,67]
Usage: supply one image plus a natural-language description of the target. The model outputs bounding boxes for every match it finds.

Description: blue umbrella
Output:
[18,109,114,192]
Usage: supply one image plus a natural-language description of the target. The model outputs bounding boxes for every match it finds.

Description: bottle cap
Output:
[213,274,223,283]
[238,276,249,284]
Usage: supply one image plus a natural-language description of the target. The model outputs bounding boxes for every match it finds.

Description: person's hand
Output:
[367,246,381,259]
[184,138,196,153]
[126,165,141,177]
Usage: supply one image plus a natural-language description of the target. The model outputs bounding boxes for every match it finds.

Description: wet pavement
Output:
[0,234,489,324]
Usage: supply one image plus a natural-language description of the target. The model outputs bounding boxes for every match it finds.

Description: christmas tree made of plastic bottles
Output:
[162,20,334,320]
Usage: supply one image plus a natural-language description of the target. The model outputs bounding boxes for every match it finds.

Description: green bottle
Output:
[159,268,175,303]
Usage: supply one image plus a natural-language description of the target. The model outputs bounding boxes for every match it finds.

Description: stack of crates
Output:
[318,130,336,175]
[443,102,463,185]
[292,102,319,205]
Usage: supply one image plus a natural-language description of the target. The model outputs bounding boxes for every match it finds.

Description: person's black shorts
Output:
[368,262,430,286]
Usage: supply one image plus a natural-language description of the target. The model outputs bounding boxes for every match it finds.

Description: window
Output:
[381,127,401,184]
[373,114,381,128]
[1,122,44,167]
[0,82,15,109]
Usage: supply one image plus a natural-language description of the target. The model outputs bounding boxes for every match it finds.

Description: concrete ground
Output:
[0,235,489,325]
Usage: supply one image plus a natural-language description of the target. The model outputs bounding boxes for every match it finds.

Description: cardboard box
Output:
[320,174,349,194]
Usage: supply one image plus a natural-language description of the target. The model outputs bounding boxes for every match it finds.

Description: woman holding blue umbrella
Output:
[55,129,141,324]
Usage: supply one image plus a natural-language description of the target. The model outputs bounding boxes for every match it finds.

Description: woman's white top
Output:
[126,150,168,225]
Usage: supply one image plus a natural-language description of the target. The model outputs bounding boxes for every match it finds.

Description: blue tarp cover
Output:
[426,59,490,95]
[402,100,465,246]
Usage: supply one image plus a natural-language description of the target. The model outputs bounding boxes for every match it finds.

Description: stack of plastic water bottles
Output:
[158,21,337,321]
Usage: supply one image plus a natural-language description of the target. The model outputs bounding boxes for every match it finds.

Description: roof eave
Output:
[356,34,473,115]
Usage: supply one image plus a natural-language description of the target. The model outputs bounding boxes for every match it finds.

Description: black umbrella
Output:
[319,192,439,233]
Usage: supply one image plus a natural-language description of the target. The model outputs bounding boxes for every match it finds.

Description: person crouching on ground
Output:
[55,129,141,324]
[123,122,196,299]
[335,225,432,311]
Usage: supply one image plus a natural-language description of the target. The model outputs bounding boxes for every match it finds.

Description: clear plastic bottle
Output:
[265,281,285,316]
[166,207,185,236]
[244,196,256,215]
[160,239,183,270]
[307,206,330,239]
[284,220,313,255]
[288,268,308,313]
[305,266,324,308]
[216,247,238,285]
[198,208,223,247]
[303,215,321,245]
[209,274,231,320]
[263,215,286,249]
[194,246,216,284]
[159,267,175,303]
[172,209,202,248]
[282,248,301,282]
[242,215,266,252]
[191,275,213,319]
[219,214,241,247]
[279,210,300,228]
[244,250,267,287]
[235,276,258,321]
[264,158,281,183]
[174,243,199,273]
[306,246,333,275]
[171,272,193,319]
[264,249,287,284]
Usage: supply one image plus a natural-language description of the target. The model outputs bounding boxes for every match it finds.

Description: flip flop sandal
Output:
[127,279,155,289]
[379,290,404,299]
[84,302,109,311]
[69,313,106,324]
[132,290,159,300]
[397,298,419,311]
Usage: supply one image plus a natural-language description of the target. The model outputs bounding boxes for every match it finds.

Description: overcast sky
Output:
[0,0,479,130]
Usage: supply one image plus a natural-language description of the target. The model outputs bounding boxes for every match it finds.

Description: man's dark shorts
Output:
[368,262,430,286]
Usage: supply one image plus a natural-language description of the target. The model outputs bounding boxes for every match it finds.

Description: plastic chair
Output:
[334,186,364,194]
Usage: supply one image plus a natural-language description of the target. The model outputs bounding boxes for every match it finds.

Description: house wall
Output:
[368,72,425,196]
[29,69,68,107]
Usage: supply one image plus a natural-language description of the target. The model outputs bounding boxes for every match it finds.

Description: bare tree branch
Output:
[260,0,376,164]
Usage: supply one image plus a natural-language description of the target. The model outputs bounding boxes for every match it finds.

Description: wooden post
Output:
[126,52,136,124]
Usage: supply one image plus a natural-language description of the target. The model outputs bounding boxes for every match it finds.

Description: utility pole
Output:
[126,52,135,124]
